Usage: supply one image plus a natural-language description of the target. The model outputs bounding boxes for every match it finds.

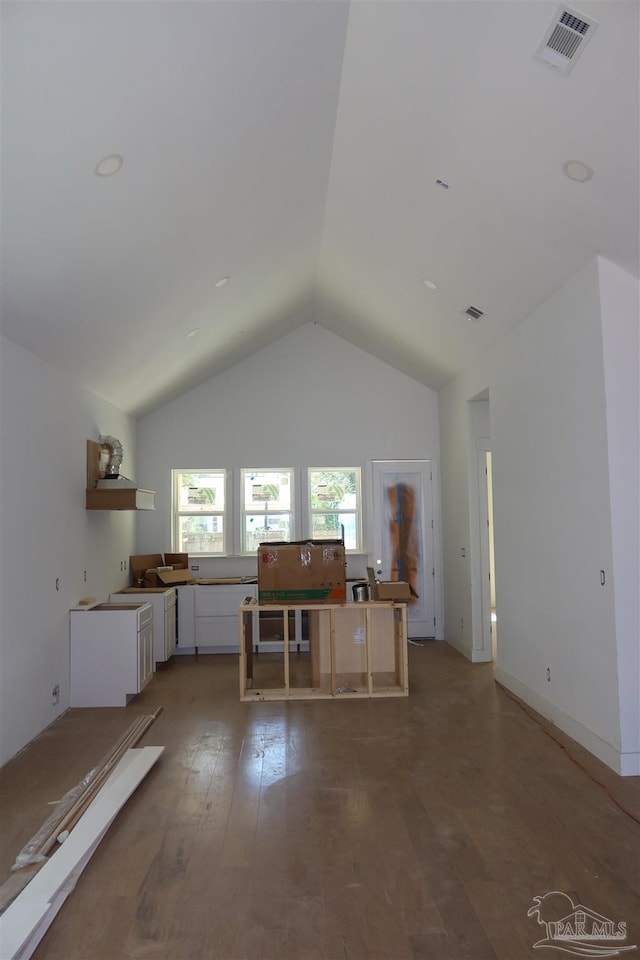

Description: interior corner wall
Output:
[439,257,628,773]
[135,322,441,582]
[597,257,640,775]
[0,335,137,767]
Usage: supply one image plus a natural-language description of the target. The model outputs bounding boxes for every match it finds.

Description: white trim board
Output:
[494,668,637,777]
[0,746,164,960]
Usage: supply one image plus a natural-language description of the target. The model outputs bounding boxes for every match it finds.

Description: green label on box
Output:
[259,588,339,603]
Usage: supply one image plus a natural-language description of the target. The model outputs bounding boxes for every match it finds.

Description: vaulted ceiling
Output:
[2,1,638,416]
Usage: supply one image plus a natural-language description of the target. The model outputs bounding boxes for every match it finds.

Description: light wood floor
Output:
[1,642,638,960]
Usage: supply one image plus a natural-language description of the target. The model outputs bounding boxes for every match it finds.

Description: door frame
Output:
[471,439,495,662]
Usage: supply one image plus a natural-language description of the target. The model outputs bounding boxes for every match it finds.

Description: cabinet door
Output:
[138,622,154,690]
[164,602,177,660]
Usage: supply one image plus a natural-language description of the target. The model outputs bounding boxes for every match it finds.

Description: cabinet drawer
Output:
[195,585,255,617]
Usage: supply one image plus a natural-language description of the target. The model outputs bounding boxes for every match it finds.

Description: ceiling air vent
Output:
[464,305,484,323]
[535,5,598,75]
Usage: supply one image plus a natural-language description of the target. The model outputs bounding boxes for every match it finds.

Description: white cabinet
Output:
[110,588,176,665]
[176,585,196,654]
[175,583,256,653]
[70,602,154,707]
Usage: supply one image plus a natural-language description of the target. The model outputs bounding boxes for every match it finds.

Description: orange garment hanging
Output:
[387,481,420,601]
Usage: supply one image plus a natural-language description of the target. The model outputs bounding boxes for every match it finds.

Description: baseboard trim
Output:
[494,667,637,776]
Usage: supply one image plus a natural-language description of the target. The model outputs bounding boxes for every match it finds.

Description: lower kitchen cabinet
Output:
[176,583,257,653]
[111,588,176,665]
[70,602,154,706]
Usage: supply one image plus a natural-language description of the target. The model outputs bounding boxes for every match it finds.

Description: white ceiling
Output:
[2,1,638,417]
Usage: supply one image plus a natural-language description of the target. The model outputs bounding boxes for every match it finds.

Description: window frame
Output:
[237,467,296,556]
[171,468,230,557]
[307,466,363,553]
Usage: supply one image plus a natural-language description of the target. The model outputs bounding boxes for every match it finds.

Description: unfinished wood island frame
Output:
[238,600,408,701]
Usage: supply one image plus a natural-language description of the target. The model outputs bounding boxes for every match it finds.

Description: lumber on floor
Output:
[0,747,164,960]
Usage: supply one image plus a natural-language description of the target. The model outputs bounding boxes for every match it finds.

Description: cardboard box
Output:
[157,568,196,586]
[258,540,346,603]
[374,580,411,601]
[130,553,191,588]
[163,553,189,570]
[366,566,411,601]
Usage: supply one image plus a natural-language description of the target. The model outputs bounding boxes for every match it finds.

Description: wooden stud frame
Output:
[238,600,408,701]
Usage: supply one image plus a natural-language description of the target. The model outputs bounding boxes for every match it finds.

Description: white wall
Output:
[136,323,441,584]
[0,336,137,766]
[439,257,637,774]
[598,258,640,775]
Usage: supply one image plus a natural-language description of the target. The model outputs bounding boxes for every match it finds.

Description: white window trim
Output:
[171,468,230,557]
[237,467,297,556]
[307,466,363,553]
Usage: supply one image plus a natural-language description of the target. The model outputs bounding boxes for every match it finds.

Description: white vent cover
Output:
[535,5,599,75]
[464,305,484,323]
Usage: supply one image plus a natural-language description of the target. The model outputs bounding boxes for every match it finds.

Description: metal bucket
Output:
[352,582,369,602]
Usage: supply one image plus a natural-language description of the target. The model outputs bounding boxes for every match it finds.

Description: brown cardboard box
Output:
[374,580,411,601]
[163,553,189,570]
[366,566,411,601]
[130,554,163,587]
[258,540,346,603]
[157,568,196,586]
[130,553,191,587]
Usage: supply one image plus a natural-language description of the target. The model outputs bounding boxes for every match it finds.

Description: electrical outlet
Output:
[461,547,466,558]
[52,684,60,705]
[546,667,551,682]
[460,618,464,630]
[191,565,200,571]
[83,570,87,582]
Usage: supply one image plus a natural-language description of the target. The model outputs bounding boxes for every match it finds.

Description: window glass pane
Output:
[177,471,225,511]
[309,468,361,551]
[244,513,291,554]
[310,512,357,549]
[243,471,291,511]
[310,470,357,510]
[177,515,225,554]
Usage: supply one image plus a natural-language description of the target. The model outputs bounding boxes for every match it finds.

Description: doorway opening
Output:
[485,451,497,661]
[475,439,498,662]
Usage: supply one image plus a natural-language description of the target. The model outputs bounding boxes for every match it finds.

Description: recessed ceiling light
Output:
[423,279,438,290]
[215,276,230,288]
[562,160,594,183]
[94,154,124,177]
[186,328,200,339]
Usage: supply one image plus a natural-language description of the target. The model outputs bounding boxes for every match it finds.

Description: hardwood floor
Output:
[1,641,638,960]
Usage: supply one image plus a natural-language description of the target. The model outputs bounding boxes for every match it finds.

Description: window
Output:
[308,468,362,551]
[241,468,294,554]
[172,470,227,555]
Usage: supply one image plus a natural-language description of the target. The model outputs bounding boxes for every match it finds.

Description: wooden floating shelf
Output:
[86,487,155,511]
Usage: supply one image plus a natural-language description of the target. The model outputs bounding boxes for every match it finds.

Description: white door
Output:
[371,461,436,639]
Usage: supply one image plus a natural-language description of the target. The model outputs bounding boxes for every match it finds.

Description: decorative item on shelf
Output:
[98,435,123,479]
[85,439,156,511]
